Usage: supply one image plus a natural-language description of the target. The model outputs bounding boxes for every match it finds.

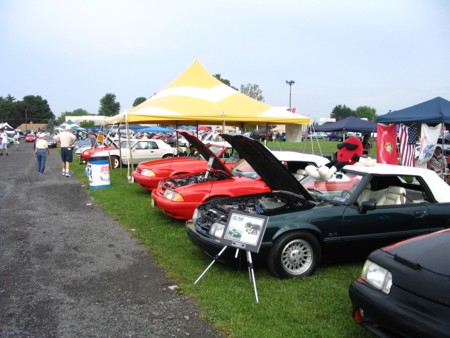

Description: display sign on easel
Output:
[194,210,269,303]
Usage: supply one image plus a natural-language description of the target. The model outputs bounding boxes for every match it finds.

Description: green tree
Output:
[99,93,121,117]
[240,83,265,102]
[22,95,55,124]
[330,104,355,120]
[355,105,377,121]
[213,74,238,91]
[46,119,55,133]
[79,120,96,128]
[133,97,147,107]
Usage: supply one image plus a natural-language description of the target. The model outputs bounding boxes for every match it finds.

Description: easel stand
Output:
[194,246,260,303]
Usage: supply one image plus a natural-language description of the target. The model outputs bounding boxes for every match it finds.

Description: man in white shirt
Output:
[54,127,76,177]
[0,129,9,156]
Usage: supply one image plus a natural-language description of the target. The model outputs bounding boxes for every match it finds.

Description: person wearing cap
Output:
[53,127,76,177]
[427,146,447,178]
[34,133,50,174]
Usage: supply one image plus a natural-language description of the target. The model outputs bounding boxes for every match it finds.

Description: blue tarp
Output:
[315,116,376,133]
[135,126,174,133]
[377,97,450,124]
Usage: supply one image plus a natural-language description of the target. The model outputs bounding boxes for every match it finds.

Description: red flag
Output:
[377,124,398,164]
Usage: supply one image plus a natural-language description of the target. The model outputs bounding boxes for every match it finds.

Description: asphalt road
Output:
[0,142,221,337]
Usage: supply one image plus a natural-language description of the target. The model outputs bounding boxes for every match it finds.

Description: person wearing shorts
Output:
[53,127,76,177]
[0,129,8,156]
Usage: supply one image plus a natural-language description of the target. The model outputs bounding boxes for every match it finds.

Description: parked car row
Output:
[82,129,450,337]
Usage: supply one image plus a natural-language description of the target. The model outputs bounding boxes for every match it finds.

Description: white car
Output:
[91,139,177,169]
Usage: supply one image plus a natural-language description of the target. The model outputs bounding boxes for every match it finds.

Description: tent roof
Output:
[377,97,450,124]
[105,60,309,126]
[315,116,376,133]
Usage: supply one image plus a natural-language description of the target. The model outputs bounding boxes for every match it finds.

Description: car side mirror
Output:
[359,200,376,214]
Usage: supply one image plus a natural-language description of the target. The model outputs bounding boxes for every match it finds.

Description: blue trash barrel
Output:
[86,156,110,188]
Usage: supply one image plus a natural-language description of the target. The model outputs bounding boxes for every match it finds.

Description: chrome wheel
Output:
[280,239,313,275]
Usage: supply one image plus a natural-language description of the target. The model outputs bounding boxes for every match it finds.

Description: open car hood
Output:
[178,131,232,175]
[220,133,312,198]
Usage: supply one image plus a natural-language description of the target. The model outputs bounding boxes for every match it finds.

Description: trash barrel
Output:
[86,156,110,188]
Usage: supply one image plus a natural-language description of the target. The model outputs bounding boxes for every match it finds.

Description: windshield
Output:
[301,171,364,203]
[231,159,258,179]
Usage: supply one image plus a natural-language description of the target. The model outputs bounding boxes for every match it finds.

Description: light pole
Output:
[286,80,295,111]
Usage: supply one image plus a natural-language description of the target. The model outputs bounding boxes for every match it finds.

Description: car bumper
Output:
[151,192,197,220]
[131,173,159,191]
[349,279,450,338]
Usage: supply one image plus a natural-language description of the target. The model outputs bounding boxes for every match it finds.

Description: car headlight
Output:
[163,189,184,201]
[209,222,225,239]
[192,208,199,223]
[361,260,392,294]
[141,169,156,177]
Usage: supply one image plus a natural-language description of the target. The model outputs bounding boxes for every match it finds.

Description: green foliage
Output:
[79,120,96,128]
[355,105,377,121]
[133,96,147,107]
[330,104,355,120]
[213,74,238,91]
[71,151,372,338]
[240,83,265,102]
[98,93,121,116]
[0,94,55,128]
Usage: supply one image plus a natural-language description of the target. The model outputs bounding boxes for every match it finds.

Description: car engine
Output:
[162,170,230,188]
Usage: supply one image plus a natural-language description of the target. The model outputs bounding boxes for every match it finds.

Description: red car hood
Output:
[178,130,232,175]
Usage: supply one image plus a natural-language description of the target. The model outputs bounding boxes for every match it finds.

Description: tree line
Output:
[0,76,377,130]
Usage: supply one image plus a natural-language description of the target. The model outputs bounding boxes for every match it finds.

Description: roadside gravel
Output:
[0,142,221,337]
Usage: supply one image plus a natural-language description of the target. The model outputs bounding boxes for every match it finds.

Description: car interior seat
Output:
[357,183,372,205]
[376,186,406,206]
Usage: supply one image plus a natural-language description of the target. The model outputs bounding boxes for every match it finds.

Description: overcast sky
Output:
[1,0,449,123]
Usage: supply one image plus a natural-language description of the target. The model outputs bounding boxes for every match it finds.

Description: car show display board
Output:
[194,211,268,303]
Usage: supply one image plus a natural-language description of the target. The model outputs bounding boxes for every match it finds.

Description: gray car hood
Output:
[178,130,232,175]
[220,133,312,199]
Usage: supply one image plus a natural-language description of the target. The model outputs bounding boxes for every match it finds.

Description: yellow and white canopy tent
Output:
[104,60,310,128]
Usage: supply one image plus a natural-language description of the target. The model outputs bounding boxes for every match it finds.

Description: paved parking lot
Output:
[0,142,220,337]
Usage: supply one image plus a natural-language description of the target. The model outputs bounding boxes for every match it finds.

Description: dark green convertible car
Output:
[186,134,450,279]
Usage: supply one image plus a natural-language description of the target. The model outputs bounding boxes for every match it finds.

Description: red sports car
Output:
[132,131,239,191]
[151,135,329,220]
[25,134,37,142]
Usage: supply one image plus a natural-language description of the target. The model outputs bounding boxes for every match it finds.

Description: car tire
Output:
[110,155,121,169]
[267,231,321,279]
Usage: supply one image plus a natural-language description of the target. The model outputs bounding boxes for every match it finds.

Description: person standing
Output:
[0,129,8,156]
[34,134,50,174]
[362,134,372,156]
[427,146,447,178]
[53,127,76,177]
[14,132,20,149]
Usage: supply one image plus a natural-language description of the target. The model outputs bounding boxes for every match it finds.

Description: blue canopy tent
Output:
[135,126,174,133]
[315,116,376,133]
[377,97,450,124]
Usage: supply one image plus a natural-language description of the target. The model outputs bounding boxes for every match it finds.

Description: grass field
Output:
[72,140,373,338]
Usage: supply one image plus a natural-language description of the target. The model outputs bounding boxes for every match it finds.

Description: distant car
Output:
[132,131,239,191]
[307,132,327,139]
[89,139,177,169]
[250,129,272,141]
[46,135,57,148]
[349,229,450,338]
[25,134,37,142]
[186,133,450,279]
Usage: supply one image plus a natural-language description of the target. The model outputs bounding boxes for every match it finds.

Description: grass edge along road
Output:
[72,141,372,338]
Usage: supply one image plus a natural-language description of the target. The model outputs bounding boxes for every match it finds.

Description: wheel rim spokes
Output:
[281,239,313,275]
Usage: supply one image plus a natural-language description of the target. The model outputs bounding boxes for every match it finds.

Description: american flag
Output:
[399,124,417,167]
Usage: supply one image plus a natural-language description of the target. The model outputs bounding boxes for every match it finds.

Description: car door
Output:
[130,140,157,164]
